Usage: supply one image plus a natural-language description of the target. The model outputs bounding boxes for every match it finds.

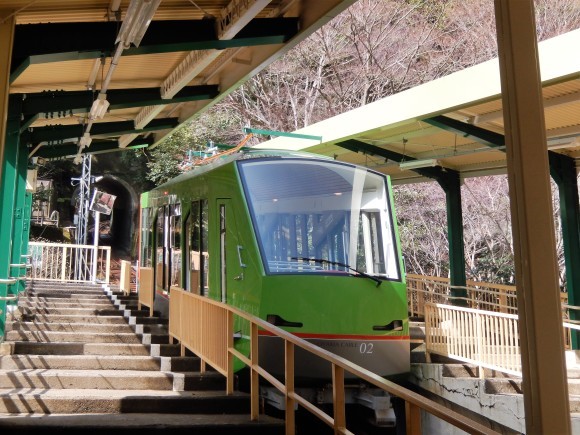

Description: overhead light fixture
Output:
[79,132,92,149]
[116,0,162,48]
[399,159,440,170]
[89,93,110,120]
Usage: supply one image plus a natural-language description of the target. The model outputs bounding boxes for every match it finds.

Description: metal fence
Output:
[424,302,522,377]
[28,241,111,283]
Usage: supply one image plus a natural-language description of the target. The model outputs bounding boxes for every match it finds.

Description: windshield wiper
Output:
[290,257,382,287]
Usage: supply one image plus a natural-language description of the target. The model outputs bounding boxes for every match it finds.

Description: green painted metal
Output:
[20,86,219,124]
[21,191,32,288]
[35,137,154,159]
[10,17,298,83]
[9,139,29,294]
[144,153,409,375]
[436,171,468,303]
[424,117,580,319]
[424,115,505,147]
[550,152,580,349]
[0,96,23,339]
[243,127,322,142]
[23,118,179,145]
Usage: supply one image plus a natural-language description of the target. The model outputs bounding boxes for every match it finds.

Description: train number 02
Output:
[359,343,374,354]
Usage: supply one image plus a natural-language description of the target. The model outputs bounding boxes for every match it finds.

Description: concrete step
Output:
[27,289,107,297]
[442,364,515,379]
[128,316,168,325]
[7,321,135,334]
[27,314,128,324]
[111,294,139,301]
[19,300,114,308]
[0,369,225,391]
[19,307,122,316]
[5,330,157,344]
[132,323,169,334]
[0,355,201,371]
[0,389,252,414]
[22,295,112,302]
[12,342,182,357]
[571,395,580,413]
[0,413,284,434]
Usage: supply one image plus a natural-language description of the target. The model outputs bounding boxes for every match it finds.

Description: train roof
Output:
[151,149,334,191]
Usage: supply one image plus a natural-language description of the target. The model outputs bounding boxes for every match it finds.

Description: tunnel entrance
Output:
[72,175,139,259]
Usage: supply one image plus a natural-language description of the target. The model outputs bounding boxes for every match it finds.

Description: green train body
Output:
[139,150,409,381]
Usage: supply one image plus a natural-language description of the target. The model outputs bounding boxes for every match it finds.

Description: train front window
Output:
[239,159,400,280]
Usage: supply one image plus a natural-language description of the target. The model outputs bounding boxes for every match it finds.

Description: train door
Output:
[217,199,245,303]
[155,205,175,295]
[155,206,166,294]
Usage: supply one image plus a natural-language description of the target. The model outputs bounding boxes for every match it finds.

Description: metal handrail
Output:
[0,278,17,285]
[0,294,18,301]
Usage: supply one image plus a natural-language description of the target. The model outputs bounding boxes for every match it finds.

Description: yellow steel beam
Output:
[0,12,15,183]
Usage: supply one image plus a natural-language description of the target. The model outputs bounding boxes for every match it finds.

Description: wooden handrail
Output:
[169,287,498,434]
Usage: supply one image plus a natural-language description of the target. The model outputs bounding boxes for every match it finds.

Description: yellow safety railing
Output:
[120,260,132,296]
[168,287,499,435]
[408,274,574,349]
[137,267,154,316]
[28,241,110,283]
[424,302,522,378]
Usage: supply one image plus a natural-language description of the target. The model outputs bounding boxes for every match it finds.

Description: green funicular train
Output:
[139,149,409,425]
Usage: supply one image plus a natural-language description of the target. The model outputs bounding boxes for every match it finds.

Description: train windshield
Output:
[239,159,400,281]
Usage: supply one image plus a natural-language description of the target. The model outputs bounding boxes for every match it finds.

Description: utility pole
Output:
[71,154,93,280]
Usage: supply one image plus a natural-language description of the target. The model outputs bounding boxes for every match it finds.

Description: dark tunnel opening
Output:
[72,175,139,259]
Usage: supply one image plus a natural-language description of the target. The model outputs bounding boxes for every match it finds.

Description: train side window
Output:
[187,200,209,296]
[140,207,152,267]
[170,204,182,288]
[201,200,209,296]
[155,206,165,292]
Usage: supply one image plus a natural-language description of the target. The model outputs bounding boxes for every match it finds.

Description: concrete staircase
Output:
[0,281,284,433]
[409,320,580,433]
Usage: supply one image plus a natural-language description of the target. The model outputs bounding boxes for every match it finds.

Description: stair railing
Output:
[168,287,499,435]
[424,302,523,378]
[27,241,111,284]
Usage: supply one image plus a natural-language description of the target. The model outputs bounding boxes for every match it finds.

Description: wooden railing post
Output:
[250,322,259,421]
[405,401,422,435]
[227,311,234,395]
[285,341,295,435]
[120,260,131,295]
[499,289,508,313]
[332,364,346,435]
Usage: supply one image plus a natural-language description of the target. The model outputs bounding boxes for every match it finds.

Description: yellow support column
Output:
[494,1,570,433]
[0,12,15,183]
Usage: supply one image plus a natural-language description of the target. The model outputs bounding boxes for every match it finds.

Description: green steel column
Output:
[10,142,29,294]
[436,171,468,305]
[21,191,33,291]
[0,95,23,339]
[550,153,580,349]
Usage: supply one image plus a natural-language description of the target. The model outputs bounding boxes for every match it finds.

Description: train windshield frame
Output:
[238,158,401,281]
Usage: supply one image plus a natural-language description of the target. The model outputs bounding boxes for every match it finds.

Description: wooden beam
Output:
[493,1,570,432]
